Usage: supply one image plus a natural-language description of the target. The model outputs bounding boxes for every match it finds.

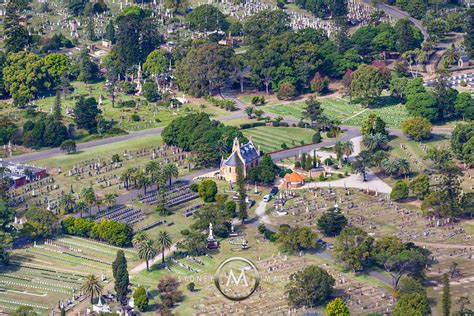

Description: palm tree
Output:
[104,193,116,208]
[80,187,97,217]
[81,274,103,304]
[156,231,172,264]
[138,239,157,271]
[184,156,196,172]
[334,141,344,167]
[342,141,354,161]
[245,106,254,119]
[132,231,149,248]
[60,193,76,214]
[75,200,88,218]
[163,163,179,186]
[136,170,151,194]
[145,160,161,183]
[352,150,372,182]
[396,158,411,179]
[120,167,136,190]
[381,159,399,177]
[363,134,388,152]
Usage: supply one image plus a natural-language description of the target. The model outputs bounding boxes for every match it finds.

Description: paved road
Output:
[361,0,428,40]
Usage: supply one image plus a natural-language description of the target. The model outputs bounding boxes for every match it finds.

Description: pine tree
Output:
[236,157,247,224]
[106,20,115,43]
[442,273,451,316]
[112,250,129,303]
[53,91,62,121]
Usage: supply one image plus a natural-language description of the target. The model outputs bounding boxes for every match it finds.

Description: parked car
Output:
[263,194,271,202]
[270,186,279,196]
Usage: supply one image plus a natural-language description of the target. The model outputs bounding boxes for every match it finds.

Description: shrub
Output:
[281,142,288,150]
[131,113,140,122]
[133,286,149,311]
[312,131,322,143]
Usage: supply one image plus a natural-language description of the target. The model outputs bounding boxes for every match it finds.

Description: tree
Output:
[276,225,318,253]
[164,0,188,14]
[303,97,324,127]
[326,298,350,316]
[143,49,168,79]
[186,5,229,32]
[104,193,116,208]
[22,208,60,240]
[451,123,474,167]
[112,250,129,302]
[352,150,372,181]
[396,276,426,298]
[77,49,100,83]
[105,19,115,43]
[14,306,38,316]
[0,202,14,266]
[395,18,423,53]
[243,9,290,43]
[3,52,48,106]
[334,227,374,272]
[163,163,179,186]
[137,238,156,272]
[4,0,30,53]
[454,92,473,121]
[391,180,410,201]
[401,117,432,141]
[59,193,76,214]
[157,231,172,264]
[114,12,162,70]
[60,140,77,154]
[198,179,218,203]
[236,156,248,223]
[175,43,235,96]
[384,248,428,288]
[133,286,149,311]
[157,276,183,308]
[433,74,458,122]
[74,97,101,133]
[361,113,387,136]
[310,72,329,94]
[317,208,348,237]
[409,174,430,200]
[341,70,353,102]
[277,81,296,100]
[81,274,103,303]
[363,133,388,153]
[142,82,159,102]
[392,293,431,316]
[286,265,335,308]
[351,64,385,107]
[442,273,451,316]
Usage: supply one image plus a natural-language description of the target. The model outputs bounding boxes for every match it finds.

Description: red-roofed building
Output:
[283,172,305,189]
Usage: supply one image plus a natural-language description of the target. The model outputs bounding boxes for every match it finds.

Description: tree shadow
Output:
[370,96,400,108]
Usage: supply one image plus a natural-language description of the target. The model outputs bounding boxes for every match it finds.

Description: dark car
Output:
[270,186,278,196]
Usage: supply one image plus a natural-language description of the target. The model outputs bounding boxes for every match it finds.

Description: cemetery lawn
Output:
[263,98,410,128]
[0,237,139,314]
[242,126,315,153]
[35,81,231,134]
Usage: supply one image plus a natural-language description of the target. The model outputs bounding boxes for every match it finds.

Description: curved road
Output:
[361,0,429,40]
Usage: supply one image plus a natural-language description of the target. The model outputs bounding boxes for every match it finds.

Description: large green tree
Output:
[186,5,229,32]
[286,265,334,308]
[350,64,385,107]
[74,97,101,133]
[175,43,235,96]
[334,227,374,272]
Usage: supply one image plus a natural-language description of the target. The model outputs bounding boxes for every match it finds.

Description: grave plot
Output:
[138,181,198,207]
[94,204,144,225]
[0,236,139,314]
[267,188,473,245]
[21,142,193,215]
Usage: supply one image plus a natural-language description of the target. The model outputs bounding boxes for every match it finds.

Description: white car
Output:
[263,194,271,202]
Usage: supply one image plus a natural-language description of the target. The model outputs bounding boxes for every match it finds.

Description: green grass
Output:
[264,98,410,128]
[242,126,315,153]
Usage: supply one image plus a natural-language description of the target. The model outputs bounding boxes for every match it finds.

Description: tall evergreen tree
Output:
[53,91,63,121]
[442,273,451,316]
[112,250,129,303]
[105,19,115,43]
[236,157,247,223]
[4,0,30,52]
